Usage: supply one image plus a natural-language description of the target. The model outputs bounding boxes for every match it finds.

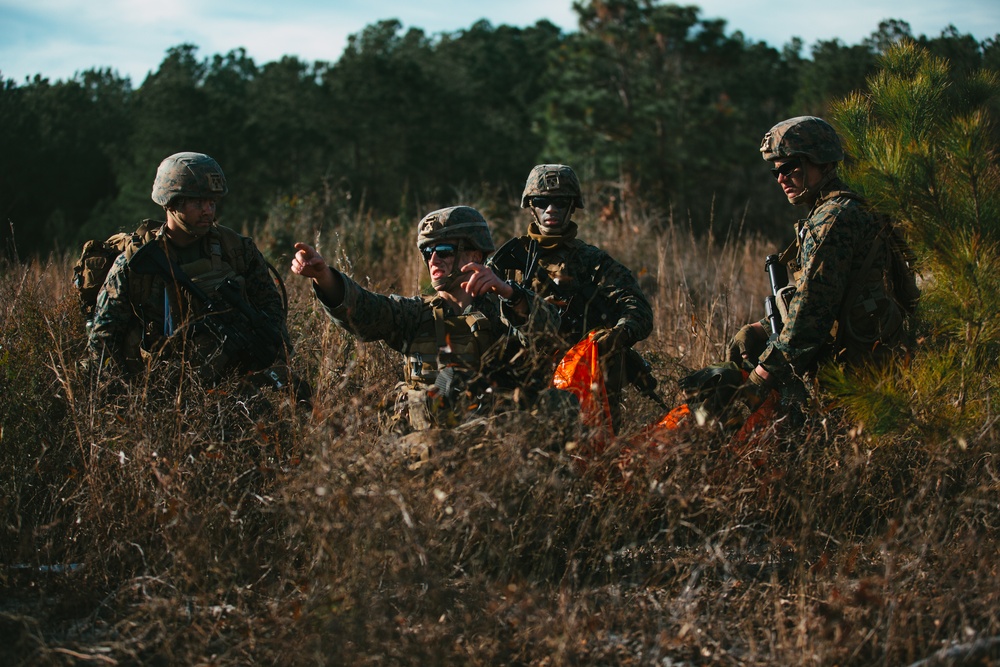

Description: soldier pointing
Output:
[293,206,564,430]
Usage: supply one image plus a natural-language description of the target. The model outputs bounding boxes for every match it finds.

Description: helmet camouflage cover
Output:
[416,206,495,253]
[521,164,585,209]
[151,152,229,206]
[759,116,845,164]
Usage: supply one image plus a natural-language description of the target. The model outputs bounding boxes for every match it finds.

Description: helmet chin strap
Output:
[531,205,574,235]
[790,165,837,207]
[166,204,213,239]
[431,239,467,293]
[174,217,212,239]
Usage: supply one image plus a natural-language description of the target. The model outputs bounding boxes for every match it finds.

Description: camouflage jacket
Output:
[316,268,561,392]
[495,221,653,351]
[758,177,898,381]
[88,222,289,372]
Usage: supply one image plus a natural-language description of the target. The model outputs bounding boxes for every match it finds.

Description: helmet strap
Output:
[165,202,213,240]
[790,164,837,207]
[431,238,467,293]
[530,204,574,236]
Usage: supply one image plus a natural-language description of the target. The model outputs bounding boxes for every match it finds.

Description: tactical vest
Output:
[531,242,612,341]
[121,224,249,362]
[397,297,501,430]
[402,297,498,388]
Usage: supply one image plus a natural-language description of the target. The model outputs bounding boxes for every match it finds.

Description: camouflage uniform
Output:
[315,206,562,430]
[757,176,903,382]
[493,165,654,429]
[718,117,911,424]
[502,230,653,351]
[88,152,290,380]
[89,223,290,378]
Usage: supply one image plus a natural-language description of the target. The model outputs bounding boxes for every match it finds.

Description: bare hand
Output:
[460,262,513,299]
[291,242,329,281]
[292,242,341,300]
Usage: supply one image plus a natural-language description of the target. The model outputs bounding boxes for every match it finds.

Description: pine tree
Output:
[828,40,1000,438]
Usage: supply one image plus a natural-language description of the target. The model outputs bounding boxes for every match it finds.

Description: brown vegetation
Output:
[1,200,998,666]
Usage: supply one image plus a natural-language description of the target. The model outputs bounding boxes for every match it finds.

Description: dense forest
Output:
[1,0,999,260]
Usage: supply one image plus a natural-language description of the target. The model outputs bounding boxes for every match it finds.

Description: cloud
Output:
[1,0,996,84]
[695,0,1000,47]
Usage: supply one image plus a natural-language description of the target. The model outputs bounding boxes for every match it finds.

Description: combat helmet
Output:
[416,206,495,254]
[759,116,844,164]
[520,164,585,209]
[151,152,229,206]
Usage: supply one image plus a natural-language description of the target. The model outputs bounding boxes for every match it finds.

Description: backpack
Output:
[72,221,160,320]
[817,192,921,318]
[834,213,920,358]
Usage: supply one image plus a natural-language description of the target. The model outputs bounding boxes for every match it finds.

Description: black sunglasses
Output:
[420,243,457,261]
[770,158,802,180]
[529,196,573,210]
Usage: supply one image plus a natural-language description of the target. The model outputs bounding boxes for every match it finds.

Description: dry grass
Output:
[1,202,998,666]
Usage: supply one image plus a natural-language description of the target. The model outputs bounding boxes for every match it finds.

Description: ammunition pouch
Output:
[403,304,497,388]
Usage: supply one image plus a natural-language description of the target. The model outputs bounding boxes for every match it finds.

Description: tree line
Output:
[1,0,998,259]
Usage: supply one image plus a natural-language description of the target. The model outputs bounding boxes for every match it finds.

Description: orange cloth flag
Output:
[551,332,615,446]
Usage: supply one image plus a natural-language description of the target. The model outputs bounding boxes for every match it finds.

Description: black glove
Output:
[678,361,745,415]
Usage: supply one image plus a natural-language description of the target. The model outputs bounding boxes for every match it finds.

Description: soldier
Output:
[490,164,655,432]
[724,116,914,424]
[88,152,291,383]
[291,206,564,430]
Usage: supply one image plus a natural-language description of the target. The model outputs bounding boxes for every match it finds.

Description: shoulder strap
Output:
[120,220,162,260]
[433,305,448,350]
[122,221,165,308]
[488,237,530,273]
[824,190,865,203]
[211,225,248,275]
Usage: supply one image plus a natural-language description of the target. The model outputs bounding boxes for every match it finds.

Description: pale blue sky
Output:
[2,0,998,84]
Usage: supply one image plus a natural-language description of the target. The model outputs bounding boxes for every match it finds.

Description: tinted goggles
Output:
[420,243,457,261]
[770,158,802,180]
[529,196,573,210]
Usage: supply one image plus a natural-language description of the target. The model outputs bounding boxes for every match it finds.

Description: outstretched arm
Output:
[292,242,344,305]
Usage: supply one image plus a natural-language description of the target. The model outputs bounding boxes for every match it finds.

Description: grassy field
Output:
[1,199,998,666]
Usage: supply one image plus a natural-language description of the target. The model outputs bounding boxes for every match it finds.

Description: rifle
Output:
[624,347,666,408]
[128,241,284,373]
[488,236,540,285]
[764,253,789,340]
